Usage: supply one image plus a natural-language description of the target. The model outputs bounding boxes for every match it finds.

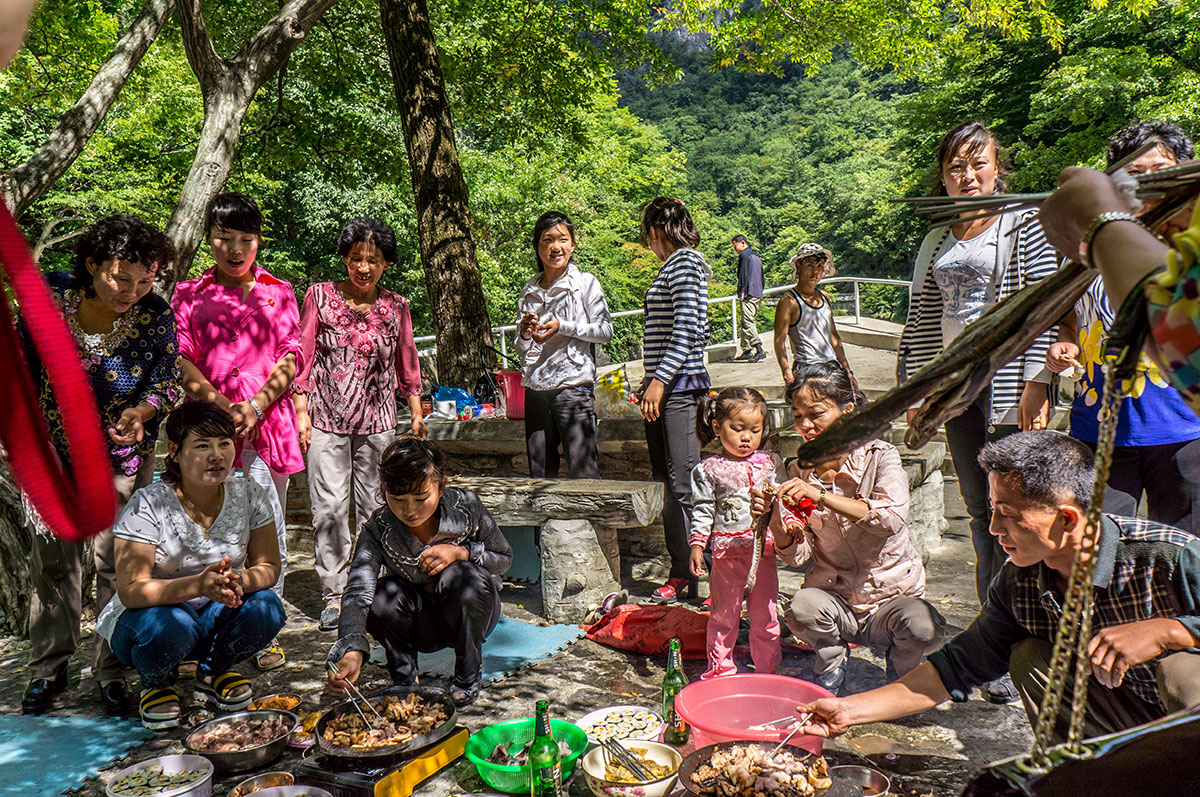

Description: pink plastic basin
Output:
[674,673,834,755]
[496,371,525,420]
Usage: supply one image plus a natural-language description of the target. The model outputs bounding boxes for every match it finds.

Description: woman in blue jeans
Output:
[97,401,286,730]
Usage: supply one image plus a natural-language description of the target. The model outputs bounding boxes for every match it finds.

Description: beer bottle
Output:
[661,637,689,745]
[529,699,563,796]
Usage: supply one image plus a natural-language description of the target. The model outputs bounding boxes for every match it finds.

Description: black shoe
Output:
[750,347,767,362]
[98,680,134,717]
[733,350,755,361]
[22,662,68,715]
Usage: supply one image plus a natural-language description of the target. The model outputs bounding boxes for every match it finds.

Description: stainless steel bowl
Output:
[105,754,213,797]
[184,709,298,773]
[227,771,294,797]
[829,765,890,796]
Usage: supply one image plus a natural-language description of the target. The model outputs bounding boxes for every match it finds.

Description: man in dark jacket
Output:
[732,235,765,361]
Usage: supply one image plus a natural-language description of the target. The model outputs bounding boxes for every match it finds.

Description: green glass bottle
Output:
[661,637,690,745]
[529,700,563,796]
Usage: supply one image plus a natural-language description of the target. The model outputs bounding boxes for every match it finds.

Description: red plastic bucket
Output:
[497,371,525,420]
[674,673,833,755]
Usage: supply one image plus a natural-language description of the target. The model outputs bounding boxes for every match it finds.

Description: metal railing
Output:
[413,275,912,361]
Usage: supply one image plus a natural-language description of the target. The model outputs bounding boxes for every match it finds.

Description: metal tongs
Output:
[599,738,656,781]
[326,661,385,728]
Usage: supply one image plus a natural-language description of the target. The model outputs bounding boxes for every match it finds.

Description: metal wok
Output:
[314,684,457,761]
[678,741,862,797]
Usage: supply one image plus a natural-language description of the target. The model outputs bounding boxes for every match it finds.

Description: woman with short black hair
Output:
[19,214,181,719]
[294,217,425,633]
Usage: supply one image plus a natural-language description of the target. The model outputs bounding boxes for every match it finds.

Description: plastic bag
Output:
[584,603,710,659]
[594,366,641,418]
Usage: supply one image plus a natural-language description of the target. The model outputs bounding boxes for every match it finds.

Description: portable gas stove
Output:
[293,725,469,797]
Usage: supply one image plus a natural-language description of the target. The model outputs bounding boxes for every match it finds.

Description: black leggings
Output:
[645,389,704,580]
[524,386,601,479]
[366,562,500,687]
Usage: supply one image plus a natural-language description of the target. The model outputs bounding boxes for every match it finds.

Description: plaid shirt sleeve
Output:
[927,568,1028,701]
[1175,541,1200,645]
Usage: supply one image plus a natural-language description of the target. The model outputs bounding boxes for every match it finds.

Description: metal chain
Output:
[1029,356,1127,763]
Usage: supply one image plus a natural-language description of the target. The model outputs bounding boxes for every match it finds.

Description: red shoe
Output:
[651,578,696,604]
[700,596,712,612]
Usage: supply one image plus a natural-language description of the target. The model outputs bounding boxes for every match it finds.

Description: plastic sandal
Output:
[254,640,286,672]
[195,671,253,712]
[139,686,181,731]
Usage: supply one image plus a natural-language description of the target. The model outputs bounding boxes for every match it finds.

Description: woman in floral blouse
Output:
[294,218,425,632]
[18,215,182,718]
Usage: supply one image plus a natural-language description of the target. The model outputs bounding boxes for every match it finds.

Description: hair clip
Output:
[707,389,719,398]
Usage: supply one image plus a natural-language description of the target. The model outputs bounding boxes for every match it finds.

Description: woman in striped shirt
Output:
[897,121,1060,704]
[639,197,712,603]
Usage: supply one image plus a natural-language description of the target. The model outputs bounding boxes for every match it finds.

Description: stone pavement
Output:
[0,475,1032,797]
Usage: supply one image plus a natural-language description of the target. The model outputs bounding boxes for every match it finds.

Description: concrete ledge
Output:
[705,341,737,364]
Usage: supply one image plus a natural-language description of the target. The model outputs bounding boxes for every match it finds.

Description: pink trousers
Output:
[702,543,780,679]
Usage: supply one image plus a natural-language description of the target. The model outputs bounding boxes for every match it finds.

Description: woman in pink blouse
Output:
[171,193,303,671]
[759,360,944,696]
[294,218,425,632]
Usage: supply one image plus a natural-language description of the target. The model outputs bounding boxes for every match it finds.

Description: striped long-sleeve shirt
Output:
[897,210,1060,426]
[642,247,712,393]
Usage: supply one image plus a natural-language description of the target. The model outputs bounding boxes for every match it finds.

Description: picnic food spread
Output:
[322,693,448,749]
[689,745,832,796]
[189,716,292,753]
[248,694,302,711]
[109,766,206,795]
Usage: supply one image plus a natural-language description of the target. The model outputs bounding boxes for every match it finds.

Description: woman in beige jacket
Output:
[762,361,945,696]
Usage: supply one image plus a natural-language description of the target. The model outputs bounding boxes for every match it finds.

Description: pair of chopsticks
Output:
[766,713,813,760]
[892,140,1197,231]
[600,738,656,781]
[326,661,384,728]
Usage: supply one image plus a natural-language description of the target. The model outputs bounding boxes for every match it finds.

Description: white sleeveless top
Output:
[787,288,837,366]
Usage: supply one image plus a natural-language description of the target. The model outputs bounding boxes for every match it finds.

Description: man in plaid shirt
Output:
[791,430,1200,744]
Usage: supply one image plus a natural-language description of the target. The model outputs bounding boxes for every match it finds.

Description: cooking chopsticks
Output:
[326,661,385,727]
[767,713,812,760]
[600,738,656,781]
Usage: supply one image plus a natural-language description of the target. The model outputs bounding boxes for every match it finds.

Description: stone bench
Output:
[453,476,665,623]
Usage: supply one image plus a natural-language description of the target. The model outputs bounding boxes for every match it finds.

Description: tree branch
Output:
[235,0,339,85]
[175,0,224,94]
[3,0,174,217]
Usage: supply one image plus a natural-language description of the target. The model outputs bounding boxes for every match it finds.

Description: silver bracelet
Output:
[248,397,265,420]
[1080,211,1146,268]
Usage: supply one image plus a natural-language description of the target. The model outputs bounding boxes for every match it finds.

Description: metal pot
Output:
[184,709,298,773]
[105,754,213,797]
[314,684,456,761]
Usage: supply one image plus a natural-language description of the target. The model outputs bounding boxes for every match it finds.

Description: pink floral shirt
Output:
[688,450,787,554]
[171,266,305,475]
[294,282,422,435]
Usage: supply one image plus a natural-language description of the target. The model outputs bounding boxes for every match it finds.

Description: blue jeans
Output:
[110,590,286,688]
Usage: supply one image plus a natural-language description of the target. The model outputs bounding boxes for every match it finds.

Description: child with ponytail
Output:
[689,387,790,679]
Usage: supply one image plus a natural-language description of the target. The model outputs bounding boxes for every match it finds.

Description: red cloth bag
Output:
[0,199,116,540]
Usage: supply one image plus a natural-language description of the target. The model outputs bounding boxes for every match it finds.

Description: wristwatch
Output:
[1080,211,1146,268]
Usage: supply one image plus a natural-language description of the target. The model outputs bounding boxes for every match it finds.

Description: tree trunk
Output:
[164,0,338,289]
[1,0,175,217]
[164,90,254,278]
[0,456,32,636]
[380,0,494,388]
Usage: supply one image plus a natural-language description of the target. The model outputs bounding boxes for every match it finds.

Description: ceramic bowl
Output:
[581,739,682,797]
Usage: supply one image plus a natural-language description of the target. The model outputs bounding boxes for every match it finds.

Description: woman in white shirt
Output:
[515,211,613,478]
[98,401,285,730]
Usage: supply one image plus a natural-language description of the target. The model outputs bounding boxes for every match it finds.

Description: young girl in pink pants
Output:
[688,387,788,680]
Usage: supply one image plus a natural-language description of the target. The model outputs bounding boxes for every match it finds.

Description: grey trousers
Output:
[1010,637,1200,743]
[786,588,946,677]
[309,427,392,603]
[28,462,151,682]
[738,295,763,352]
[524,385,601,479]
